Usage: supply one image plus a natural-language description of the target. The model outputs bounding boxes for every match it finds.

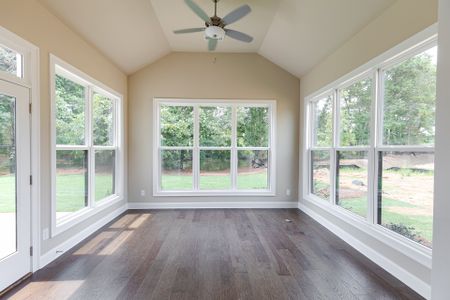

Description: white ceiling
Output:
[39,0,395,76]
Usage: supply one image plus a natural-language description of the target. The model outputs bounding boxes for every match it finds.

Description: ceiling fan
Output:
[174,0,253,51]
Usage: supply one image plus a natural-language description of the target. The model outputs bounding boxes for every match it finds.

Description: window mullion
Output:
[368,70,380,224]
[231,104,237,191]
[330,90,338,205]
[193,105,199,190]
[87,86,94,208]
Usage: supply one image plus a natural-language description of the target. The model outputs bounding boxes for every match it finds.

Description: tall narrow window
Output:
[378,46,437,247]
[55,74,88,220]
[306,39,437,249]
[336,77,373,217]
[310,94,333,200]
[52,57,122,230]
[155,100,275,195]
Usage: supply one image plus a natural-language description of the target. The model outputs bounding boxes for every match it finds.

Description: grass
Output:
[0,174,114,213]
[312,166,434,246]
[162,172,268,190]
[338,196,432,244]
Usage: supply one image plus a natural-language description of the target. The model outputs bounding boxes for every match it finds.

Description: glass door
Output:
[0,80,30,292]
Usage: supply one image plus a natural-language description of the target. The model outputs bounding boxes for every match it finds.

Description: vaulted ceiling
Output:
[39,0,395,77]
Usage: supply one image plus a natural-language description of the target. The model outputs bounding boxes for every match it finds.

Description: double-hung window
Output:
[306,35,437,250]
[154,99,275,195]
[51,55,123,234]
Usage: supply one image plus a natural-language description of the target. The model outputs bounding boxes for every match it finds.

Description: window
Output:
[51,56,122,233]
[155,99,275,195]
[305,38,437,250]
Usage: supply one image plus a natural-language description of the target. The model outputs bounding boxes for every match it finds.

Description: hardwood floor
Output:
[4,209,423,300]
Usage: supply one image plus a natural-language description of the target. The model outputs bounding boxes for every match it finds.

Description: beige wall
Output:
[0,0,128,254]
[128,52,300,204]
[299,0,437,292]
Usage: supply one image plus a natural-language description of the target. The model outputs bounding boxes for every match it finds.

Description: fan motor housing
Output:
[205,26,225,40]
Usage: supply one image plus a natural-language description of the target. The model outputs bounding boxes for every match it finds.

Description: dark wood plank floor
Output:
[4,209,423,300]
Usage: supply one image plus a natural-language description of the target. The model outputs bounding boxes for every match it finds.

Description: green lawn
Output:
[0,174,114,213]
[339,197,433,244]
[162,172,268,190]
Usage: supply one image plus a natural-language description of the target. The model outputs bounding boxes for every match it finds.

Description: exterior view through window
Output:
[53,59,121,227]
[0,43,22,78]
[307,41,437,248]
[156,100,274,194]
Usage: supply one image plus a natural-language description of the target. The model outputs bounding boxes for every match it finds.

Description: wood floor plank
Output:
[3,209,424,300]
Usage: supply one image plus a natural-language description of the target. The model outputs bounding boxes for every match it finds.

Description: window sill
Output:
[302,194,432,269]
[51,195,123,237]
[154,190,276,197]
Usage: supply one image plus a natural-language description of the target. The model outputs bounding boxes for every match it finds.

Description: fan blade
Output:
[225,29,253,43]
[208,38,218,51]
[174,28,205,34]
[184,0,210,23]
[222,4,251,25]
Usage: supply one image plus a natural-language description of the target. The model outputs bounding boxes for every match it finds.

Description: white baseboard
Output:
[298,202,431,300]
[39,204,127,269]
[128,201,298,209]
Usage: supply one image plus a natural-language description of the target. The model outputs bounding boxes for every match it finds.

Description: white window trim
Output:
[50,54,124,237]
[302,24,437,268]
[153,98,276,197]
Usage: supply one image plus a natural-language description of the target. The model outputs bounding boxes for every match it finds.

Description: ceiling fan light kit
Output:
[174,0,253,51]
[205,26,225,40]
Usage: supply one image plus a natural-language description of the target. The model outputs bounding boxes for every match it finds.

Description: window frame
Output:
[153,98,276,196]
[50,55,124,237]
[302,26,437,267]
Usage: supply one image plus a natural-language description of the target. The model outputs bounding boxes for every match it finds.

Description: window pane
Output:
[160,105,193,147]
[0,44,22,77]
[55,74,86,145]
[237,150,268,189]
[237,107,269,147]
[0,95,16,260]
[200,150,231,190]
[161,150,192,190]
[56,150,88,220]
[339,78,372,146]
[336,151,368,217]
[95,150,115,202]
[383,46,437,146]
[378,152,434,247]
[311,150,330,200]
[312,95,333,147]
[93,93,114,146]
[200,106,231,146]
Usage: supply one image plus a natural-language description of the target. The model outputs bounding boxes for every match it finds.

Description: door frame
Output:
[0,25,40,272]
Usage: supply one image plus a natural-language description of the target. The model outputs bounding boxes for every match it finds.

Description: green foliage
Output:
[0,95,15,174]
[93,93,114,146]
[237,107,269,147]
[200,106,231,146]
[55,74,85,145]
[340,79,372,146]
[383,51,436,145]
[160,105,193,146]
[314,96,333,146]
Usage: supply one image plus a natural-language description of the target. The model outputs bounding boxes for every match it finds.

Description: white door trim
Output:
[0,26,40,272]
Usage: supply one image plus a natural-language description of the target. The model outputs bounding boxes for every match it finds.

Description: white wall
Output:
[298,0,438,298]
[431,0,450,298]
[128,52,300,206]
